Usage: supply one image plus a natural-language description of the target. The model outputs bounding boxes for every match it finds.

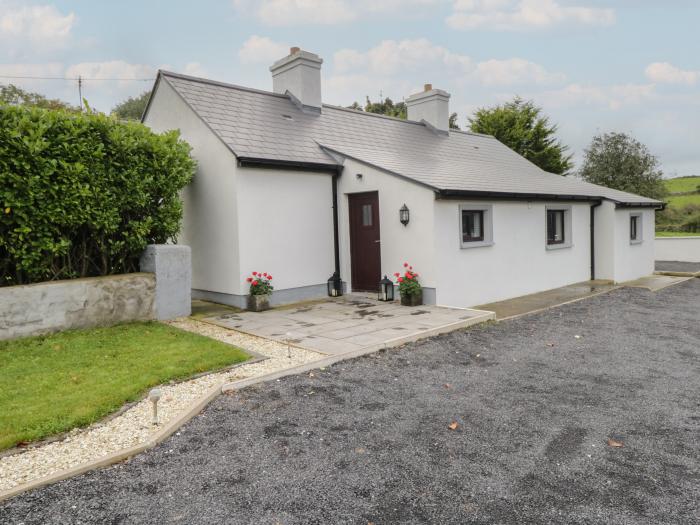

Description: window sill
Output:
[460,241,494,249]
[545,243,572,251]
[630,239,643,245]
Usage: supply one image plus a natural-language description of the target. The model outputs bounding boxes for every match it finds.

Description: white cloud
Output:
[539,82,655,110]
[475,58,565,86]
[0,2,75,56]
[332,39,563,91]
[645,62,698,85]
[233,0,440,26]
[65,61,155,84]
[238,35,289,64]
[447,0,615,30]
[182,62,208,77]
[334,39,472,76]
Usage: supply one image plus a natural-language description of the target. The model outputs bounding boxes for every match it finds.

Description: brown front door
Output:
[348,191,381,292]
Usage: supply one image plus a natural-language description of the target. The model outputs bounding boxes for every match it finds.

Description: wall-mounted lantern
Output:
[378,275,395,302]
[399,204,410,226]
[327,272,342,297]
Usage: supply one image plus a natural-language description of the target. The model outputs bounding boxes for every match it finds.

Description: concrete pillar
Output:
[140,244,191,320]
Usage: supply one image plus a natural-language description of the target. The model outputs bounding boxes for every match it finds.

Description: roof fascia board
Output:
[237,156,339,174]
[158,73,241,160]
[140,73,161,123]
[614,201,665,209]
[437,189,602,203]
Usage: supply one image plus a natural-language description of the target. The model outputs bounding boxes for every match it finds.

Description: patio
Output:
[203,295,494,356]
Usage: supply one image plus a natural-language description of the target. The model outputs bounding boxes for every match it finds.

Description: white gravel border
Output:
[0,319,324,493]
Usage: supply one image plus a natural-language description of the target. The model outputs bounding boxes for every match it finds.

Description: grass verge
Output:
[655,231,700,237]
[0,322,249,451]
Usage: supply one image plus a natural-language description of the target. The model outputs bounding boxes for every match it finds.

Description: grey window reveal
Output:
[462,210,484,242]
[361,204,372,227]
[630,215,639,241]
[547,209,565,245]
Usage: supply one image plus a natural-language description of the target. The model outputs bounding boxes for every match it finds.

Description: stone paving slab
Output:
[204,296,494,356]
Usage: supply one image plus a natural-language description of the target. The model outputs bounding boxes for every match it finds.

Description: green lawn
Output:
[0,322,249,451]
[664,175,700,194]
[666,193,700,208]
[655,231,700,237]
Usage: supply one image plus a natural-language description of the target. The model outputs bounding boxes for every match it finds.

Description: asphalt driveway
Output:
[2,279,699,524]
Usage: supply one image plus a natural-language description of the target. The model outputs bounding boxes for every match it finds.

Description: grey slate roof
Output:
[154,70,661,206]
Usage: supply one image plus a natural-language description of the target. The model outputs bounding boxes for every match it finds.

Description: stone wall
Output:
[0,243,192,341]
[0,273,155,341]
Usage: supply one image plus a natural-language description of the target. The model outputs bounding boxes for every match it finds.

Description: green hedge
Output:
[0,106,195,286]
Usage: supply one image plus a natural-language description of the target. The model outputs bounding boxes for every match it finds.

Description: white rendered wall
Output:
[434,200,592,307]
[143,79,242,295]
[236,168,335,292]
[593,201,616,281]
[612,208,655,282]
[655,237,700,263]
[337,158,437,292]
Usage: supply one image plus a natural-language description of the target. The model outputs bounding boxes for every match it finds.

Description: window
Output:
[547,209,566,245]
[459,204,493,249]
[462,210,484,242]
[361,204,372,226]
[630,213,642,244]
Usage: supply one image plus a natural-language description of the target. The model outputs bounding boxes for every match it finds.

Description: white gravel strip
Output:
[0,319,324,492]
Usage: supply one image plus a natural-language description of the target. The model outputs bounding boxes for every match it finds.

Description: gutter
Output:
[437,189,601,202]
[590,200,603,280]
[614,201,665,210]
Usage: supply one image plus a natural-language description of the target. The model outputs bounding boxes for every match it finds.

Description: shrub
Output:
[0,105,195,286]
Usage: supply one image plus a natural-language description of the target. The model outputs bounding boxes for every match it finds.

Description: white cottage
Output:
[143,48,662,309]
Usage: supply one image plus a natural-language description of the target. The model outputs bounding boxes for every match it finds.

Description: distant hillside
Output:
[656,176,700,234]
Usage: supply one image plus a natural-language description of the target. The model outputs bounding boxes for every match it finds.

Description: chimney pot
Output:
[424,83,432,92]
[290,46,300,55]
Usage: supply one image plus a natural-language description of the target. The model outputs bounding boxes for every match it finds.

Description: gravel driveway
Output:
[2,280,699,524]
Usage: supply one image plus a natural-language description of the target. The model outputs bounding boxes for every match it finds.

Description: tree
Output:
[468,97,572,175]
[112,90,151,120]
[348,96,460,129]
[579,132,666,201]
[0,84,77,111]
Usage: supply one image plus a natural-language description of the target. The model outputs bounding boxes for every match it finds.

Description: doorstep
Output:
[202,295,494,356]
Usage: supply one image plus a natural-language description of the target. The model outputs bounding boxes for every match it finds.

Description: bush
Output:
[0,105,195,286]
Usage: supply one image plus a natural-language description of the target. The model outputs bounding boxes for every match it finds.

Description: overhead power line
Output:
[0,75,154,81]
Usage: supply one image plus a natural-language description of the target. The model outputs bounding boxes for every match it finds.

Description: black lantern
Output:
[378,275,395,302]
[399,204,410,226]
[327,272,342,297]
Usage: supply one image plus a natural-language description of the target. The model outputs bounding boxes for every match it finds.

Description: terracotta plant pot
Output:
[400,290,423,307]
[247,294,270,312]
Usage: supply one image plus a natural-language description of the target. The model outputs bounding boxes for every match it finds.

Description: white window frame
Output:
[545,205,573,250]
[630,212,643,245]
[459,204,494,249]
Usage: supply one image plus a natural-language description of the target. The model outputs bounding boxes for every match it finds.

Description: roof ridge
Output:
[159,70,290,100]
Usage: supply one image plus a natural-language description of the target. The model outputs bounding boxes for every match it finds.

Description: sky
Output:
[1,0,698,176]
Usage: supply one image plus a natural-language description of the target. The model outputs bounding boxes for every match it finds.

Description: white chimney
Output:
[270,47,323,112]
[406,83,451,133]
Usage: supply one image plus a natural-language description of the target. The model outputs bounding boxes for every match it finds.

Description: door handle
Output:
[374,240,381,243]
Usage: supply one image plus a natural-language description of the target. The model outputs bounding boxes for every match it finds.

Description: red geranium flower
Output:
[268,275,273,280]
[406,274,412,279]
[246,277,252,283]
[252,271,257,276]
[252,280,259,286]
[394,272,400,277]
[403,262,408,267]
[397,277,404,283]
